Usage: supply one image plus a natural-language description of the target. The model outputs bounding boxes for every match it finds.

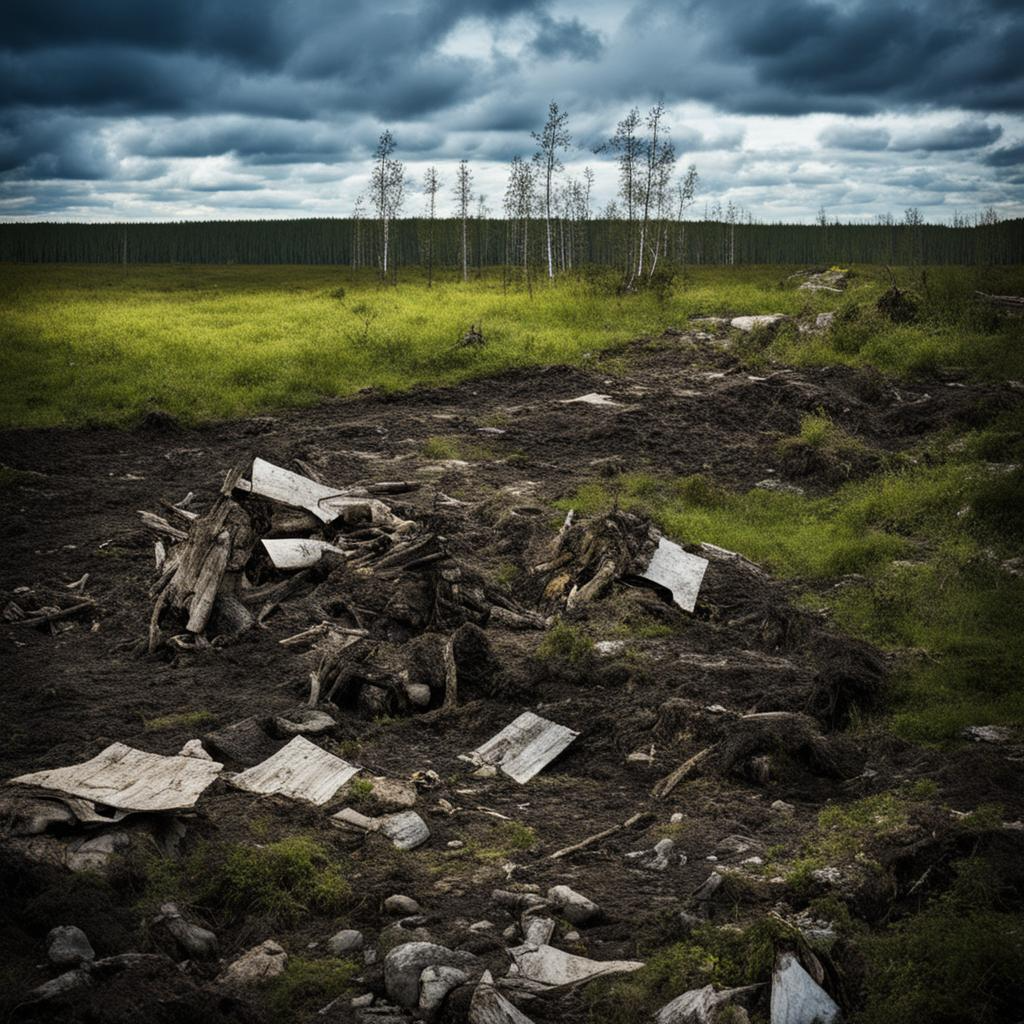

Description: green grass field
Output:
[2,262,1022,428]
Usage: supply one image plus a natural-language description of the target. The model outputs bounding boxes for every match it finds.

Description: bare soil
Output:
[1,332,1021,1022]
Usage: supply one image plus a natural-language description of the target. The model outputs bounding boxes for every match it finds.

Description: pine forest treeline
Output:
[2,216,1021,267]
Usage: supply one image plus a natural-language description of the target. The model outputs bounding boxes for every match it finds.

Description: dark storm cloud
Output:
[1,0,1022,217]
[890,121,1004,151]
[984,143,1024,167]
[818,125,892,151]
[530,14,604,60]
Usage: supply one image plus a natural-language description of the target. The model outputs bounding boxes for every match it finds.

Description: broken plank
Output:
[640,537,708,613]
[468,712,579,784]
[229,735,359,805]
[261,537,346,570]
[10,742,222,813]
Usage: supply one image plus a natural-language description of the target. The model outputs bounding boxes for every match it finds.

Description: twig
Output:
[548,812,645,860]
[17,599,96,628]
[651,746,713,799]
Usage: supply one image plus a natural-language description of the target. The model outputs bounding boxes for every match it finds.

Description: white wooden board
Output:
[261,538,346,570]
[640,537,708,613]
[469,712,579,784]
[10,742,223,813]
[229,735,359,805]
[250,457,350,524]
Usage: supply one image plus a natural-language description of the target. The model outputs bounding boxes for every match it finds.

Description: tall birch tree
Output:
[532,101,571,280]
[454,159,473,282]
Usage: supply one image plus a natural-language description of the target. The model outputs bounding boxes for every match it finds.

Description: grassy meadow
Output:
[1,261,1022,429]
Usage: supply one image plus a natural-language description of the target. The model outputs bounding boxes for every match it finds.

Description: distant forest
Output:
[1,216,1021,268]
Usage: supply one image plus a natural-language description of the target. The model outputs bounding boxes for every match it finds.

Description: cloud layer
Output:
[1,0,1022,222]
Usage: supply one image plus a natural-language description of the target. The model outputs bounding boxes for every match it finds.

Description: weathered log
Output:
[651,746,713,799]
[16,600,96,628]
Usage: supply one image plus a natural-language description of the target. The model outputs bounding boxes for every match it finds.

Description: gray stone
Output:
[419,964,470,1017]
[546,885,601,925]
[216,939,287,986]
[404,683,433,708]
[730,315,789,333]
[327,929,365,955]
[380,810,430,851]
[962,725,1014,743]
[385,894,421,915]
[626,837,680,872]
[28,968,92,1003]
[383,942,479,1008]
[271,707,336,737]
[46,925,95,967]
[370,777,418,809]
[155,902,218,960]
[65,830,130,872]
[522,916,555,945]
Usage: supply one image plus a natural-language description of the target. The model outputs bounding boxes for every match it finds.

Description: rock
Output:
[419,964,470,1017]
[507,943,643,989]
[962,725,1013,743]
[798,311,837,334]
[470,970,536,1023]
[380,810,430,850]
[384,942,479,1008]
[564,930,580,942]
[713,835,757,859]
[730,315,788,333]
[692,872,723,903]
[216,939,287,986]
[370,777,418,809]
[491,889,546,911]
[771,951,840,1024]
[810,867,843,886]
[798,271,847,293]
[154,902,218,959]
[469,920,495,933]
[27,968,92,1003]
[352,992,375,1007]
[46,925,95,967]
[626,837,680,872]
[594,640,626,656]
[385,895,422,915]
[178,738,213,760]
[546,885,601,925]
[771,800,795,815]
[522,916,555,945]
[472,765,498,779]
[405,682,433,707]
[327,929,365,955]
[270,707,336,737]
[670,812,683,824]
[755,478,805,495]
[66,830,131,872]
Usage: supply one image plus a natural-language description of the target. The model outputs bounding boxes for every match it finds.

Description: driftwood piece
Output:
[16,600,95,628]
[651,746,713,799]
[138,511,188,541]
[149,470,255,649]
[548,812,646,860]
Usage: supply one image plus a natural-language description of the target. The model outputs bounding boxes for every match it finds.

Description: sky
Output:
[1,0,1022,224]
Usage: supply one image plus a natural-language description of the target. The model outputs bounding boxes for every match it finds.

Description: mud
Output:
[1,332,1022,1022]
